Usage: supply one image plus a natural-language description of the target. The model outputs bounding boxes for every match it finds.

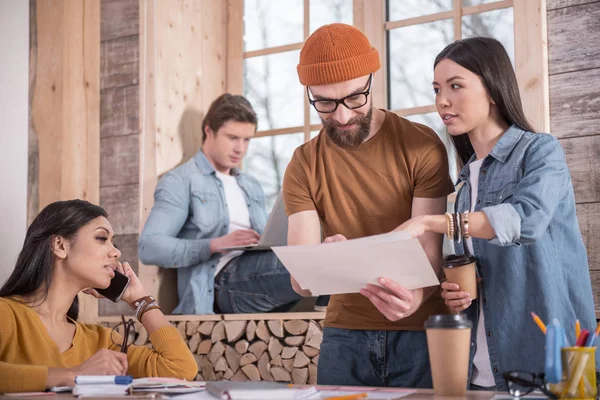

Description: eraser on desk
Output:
[544,324,563,384]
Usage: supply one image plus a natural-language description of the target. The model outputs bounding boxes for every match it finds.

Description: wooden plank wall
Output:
[30,0,101,322]
[28,0,39,226]
[546,0,600,308]
[138,0,228,314]
[99,0,140,316]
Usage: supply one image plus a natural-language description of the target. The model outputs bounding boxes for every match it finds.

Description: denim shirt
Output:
[138,150,268,314]
[454,126,597,390]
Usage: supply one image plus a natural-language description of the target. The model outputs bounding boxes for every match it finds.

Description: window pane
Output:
[244,0,304,52]
[244,51,303,131]
[462,8,514,64]
[388,0,453,21]
[462,0,503,6]
[310,0,353,33]
[310,103,322,125]
[388,20,454,110]
[404,112,458,182]
[243,133,305,210]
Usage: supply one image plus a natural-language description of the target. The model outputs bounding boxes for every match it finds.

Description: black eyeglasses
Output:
[110,315,136,354]
[307,74,372,113]
[503,371,558,400]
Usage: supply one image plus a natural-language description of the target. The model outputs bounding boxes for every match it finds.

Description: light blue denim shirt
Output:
[138,150,268,314]
[454,125,597,389]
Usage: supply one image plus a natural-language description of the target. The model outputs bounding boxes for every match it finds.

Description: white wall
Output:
[0,1,29,286]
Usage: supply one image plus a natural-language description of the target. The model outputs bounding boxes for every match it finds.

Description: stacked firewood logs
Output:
[106,318,324,383]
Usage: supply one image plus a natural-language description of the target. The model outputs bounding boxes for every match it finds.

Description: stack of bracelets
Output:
[131,295,161,323]
[445,211,471,243]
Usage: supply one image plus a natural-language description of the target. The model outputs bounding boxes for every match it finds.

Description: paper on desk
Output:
[131,377,205,394]
[272,231,440,295]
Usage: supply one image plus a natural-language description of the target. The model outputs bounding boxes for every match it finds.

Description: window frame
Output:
[228,0,318,142]
[381,0,549,132]
[227,0,549,154]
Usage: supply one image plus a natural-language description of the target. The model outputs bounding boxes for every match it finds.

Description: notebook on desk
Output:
[205,381,317,400]
[71,378,205,397]
[71,384,129,397]
[218,194,288,252]
[131,378,205,394]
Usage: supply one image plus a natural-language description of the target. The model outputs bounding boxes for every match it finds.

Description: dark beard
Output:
[322,106,373,150]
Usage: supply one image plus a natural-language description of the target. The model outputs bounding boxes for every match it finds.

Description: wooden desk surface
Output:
[404,389,498,399]
[0,389,501,400]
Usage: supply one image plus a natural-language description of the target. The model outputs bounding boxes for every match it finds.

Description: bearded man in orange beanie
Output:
[282,23,455,388]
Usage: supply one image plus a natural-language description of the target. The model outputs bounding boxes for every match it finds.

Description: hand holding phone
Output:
[94,269,130,303]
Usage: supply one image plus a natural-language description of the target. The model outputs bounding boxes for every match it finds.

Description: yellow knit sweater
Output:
[0,297,197,393]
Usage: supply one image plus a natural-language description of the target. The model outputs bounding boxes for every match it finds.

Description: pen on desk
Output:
[585,330,597,347]
[531,312,547,334]
[324,394,368,400]
[74,375,133,385]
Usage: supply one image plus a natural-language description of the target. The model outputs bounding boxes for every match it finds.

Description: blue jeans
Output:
[317,327,433,388]
[214,251,302,313]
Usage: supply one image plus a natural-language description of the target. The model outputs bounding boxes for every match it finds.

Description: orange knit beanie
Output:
[297,23,380,86]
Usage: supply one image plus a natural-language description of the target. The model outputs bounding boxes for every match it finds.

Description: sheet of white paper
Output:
[272,231,439,295]
[165,391,213,399]
[166,388,414,400]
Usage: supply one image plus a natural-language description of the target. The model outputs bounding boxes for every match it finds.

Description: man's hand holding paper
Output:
[361,278,425,322]
[319,232,426,321]
[323,233,348,243]
[272,231,440,314]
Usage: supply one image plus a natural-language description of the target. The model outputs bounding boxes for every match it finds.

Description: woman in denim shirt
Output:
[398,37,597,390]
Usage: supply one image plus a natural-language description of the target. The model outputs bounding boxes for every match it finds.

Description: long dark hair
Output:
[0,199,107,320]
[434,37,536,167]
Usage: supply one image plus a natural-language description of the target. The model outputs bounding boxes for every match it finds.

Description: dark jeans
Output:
[470,383,496,391]
[214,250,302,313]
[317,327,433,388]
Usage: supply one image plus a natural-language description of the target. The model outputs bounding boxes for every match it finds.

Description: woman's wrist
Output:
[123,291,151,309]
[47,367,75,388]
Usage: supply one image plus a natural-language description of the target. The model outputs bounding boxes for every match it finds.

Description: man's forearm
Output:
[139,235,212,268]
[209,237,221,255]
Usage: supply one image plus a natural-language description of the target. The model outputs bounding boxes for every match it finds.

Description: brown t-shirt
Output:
[282,110,454,330]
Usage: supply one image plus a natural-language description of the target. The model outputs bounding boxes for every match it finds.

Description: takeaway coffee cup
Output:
[425,314,473,396]
[443,254,478,300]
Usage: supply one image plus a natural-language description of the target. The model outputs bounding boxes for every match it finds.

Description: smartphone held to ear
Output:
[94,269,130,303]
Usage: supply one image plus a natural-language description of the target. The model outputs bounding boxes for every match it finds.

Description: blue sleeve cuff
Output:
[481,203,522,247]
[182,238,212,267]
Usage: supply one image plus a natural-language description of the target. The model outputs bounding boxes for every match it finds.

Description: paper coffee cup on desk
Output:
[443,254,478,300]
[425,314,472,396]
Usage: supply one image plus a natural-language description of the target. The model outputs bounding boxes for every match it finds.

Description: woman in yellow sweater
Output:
[0,200,197,393]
